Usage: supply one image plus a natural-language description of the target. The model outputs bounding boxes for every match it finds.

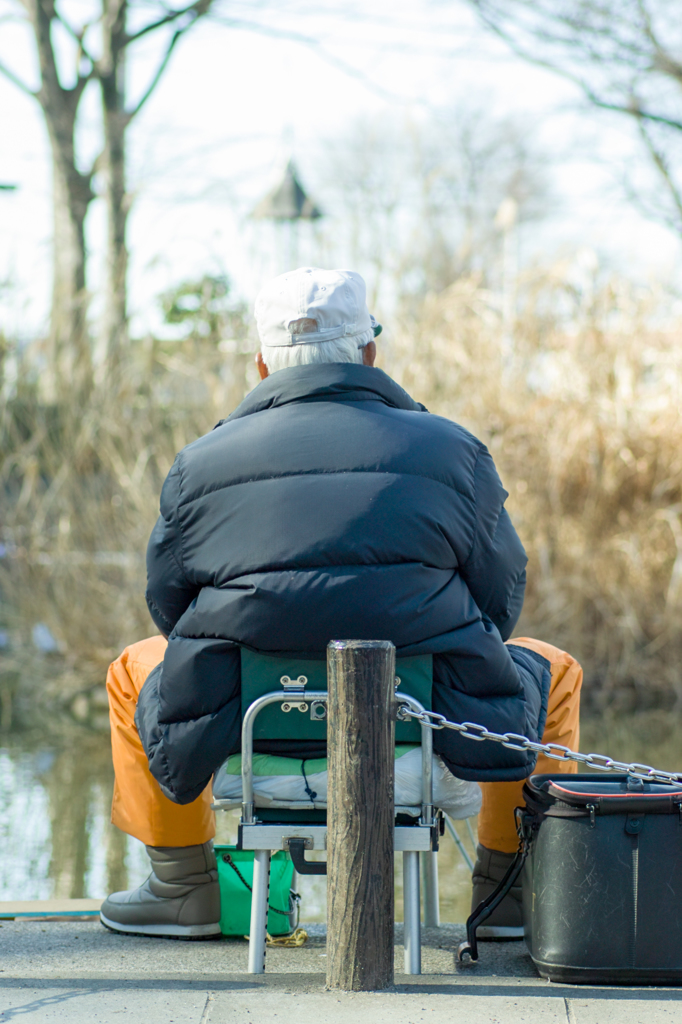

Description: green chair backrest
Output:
[240,650,432,745]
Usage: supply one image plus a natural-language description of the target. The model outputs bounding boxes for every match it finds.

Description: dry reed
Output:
[390,266,682,710]
[2,265,682,715]
[0,306,256,716]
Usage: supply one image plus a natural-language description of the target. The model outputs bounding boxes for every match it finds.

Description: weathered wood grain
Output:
[326,639,395,991]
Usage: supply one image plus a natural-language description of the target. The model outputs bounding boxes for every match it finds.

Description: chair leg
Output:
[403,850,421,974]
[248,850,271,974]
[422,850,440,927]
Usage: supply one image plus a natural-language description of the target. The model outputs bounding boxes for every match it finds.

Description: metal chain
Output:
[396,704,682,787]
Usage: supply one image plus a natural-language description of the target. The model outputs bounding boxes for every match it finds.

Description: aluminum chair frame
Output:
[233,686,439,975]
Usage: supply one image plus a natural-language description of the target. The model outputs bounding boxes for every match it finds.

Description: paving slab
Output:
[0,919,680,1023]
[0,985,208,1023]
[206,987,570,1023]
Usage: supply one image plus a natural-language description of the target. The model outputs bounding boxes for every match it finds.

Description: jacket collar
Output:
[219,364,426,424]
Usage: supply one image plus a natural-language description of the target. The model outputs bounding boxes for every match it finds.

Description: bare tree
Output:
[467,1,682,233]
[0,0,213,391]
[1,0,95,392]
[315,108,550,306]
[95,0,213,373]
[0,0,485,386]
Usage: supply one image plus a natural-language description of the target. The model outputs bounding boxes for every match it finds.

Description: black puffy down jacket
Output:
[137,363,550,803]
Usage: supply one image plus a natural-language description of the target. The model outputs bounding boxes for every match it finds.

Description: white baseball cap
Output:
[255,267,381,348]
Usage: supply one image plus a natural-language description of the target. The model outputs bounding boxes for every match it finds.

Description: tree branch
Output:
[125,3,402,120]
[468,0,682,232]
[124,0,212,46]
[637,118,682,227]
[0,58,37,97]
[631,0,682,86]
[125,27,182,120]
[53,9,97,69]
[582,90,682,133]
[470,5,682,133]
[210,14,404,104]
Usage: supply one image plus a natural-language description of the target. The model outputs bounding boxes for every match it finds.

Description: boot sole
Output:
[100,912,222,940]
[476,925,524,940]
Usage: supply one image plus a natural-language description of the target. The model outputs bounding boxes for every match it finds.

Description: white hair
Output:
[261,327,375,374]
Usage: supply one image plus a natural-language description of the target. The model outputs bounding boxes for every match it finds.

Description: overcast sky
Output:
[1,0,680,341]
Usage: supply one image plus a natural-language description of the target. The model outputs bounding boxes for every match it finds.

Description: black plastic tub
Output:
[522,773,682,985]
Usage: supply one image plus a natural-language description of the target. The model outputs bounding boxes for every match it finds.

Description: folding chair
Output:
[212,650,441,975]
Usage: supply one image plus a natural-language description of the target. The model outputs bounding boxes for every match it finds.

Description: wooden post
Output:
[326,639,395,991]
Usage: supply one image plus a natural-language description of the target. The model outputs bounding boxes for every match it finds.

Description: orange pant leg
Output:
[477,638,583,854]
[107,635,215,848]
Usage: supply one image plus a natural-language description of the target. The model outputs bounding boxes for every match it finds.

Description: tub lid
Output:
[524,773,682,817]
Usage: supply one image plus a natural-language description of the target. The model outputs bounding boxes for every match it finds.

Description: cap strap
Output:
[266,323,366,347]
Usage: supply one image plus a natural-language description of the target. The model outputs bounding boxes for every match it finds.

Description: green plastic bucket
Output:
[214,845,296,937]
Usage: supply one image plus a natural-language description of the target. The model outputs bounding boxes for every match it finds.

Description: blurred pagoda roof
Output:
[252,160,322,221]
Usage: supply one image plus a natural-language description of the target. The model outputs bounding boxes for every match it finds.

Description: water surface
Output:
[1,712,678,924]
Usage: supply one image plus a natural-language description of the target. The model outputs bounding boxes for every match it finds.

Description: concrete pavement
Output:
[0,919,680,1022]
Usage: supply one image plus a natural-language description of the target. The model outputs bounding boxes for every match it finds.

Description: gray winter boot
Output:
[470,843,523,939]
[100,842,221,939]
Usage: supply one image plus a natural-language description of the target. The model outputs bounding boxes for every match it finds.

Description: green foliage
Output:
[159,275,241,342]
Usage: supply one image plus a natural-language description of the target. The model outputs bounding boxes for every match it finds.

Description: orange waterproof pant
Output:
[107,636,215,848]
[107,635,581,852]
[478,637,583,853]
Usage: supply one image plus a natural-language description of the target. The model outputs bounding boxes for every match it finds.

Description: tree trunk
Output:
[102,111,129,376]
[48,159,91,397]
[26,0,94,398]
[99,0,130,376]
[17,0,213,392]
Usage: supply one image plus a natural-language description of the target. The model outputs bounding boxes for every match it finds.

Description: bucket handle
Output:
[456,808,535,964]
